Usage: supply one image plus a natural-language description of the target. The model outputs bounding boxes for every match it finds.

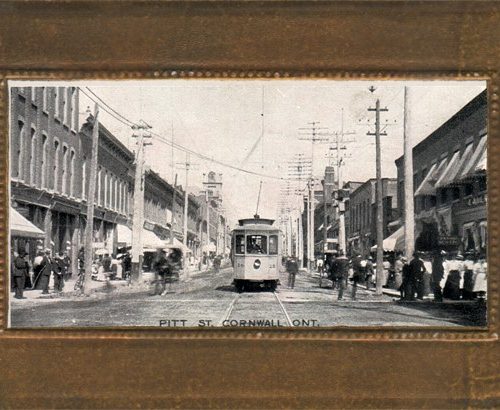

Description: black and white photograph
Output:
[8,79,488,328]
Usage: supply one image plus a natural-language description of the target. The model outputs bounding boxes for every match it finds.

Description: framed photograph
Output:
[1,1,498,408]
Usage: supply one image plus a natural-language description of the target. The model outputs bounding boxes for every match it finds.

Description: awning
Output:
[371,226,404,252]
[458,135,487,180]
[440,143,475,187]
[10,208,45,239]
[414,158,448,196]
[142,229,165,248]
[163,237,192,254]
[435,150,461,188]
[117,224,132,245]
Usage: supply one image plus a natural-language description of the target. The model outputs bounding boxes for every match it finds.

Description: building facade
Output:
[346,178,398,257]
[395,90,487,255]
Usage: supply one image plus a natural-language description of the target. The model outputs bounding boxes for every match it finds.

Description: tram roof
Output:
[238,216,275,226]
[232,224,281,232]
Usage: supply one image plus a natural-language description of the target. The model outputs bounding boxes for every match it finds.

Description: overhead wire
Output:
[78,87,284,181]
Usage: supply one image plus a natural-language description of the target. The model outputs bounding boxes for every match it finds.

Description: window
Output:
[29,128,36,185]
[70,88,77,130]
[31,87,36,103]
[478,177,487,193]
[452,187,460,201]
[82,158,87,199]
[62,145,68,194]
[41,134,48,188]
[440,188,448,204]
[54,88,60,118]
[235,235,245,255]
[269,235,279,255]
[246,235,267,255]
[97,167,102,205]
[42,87,48,111]
[104,171,109,207]
[17,120,25,179]
[53,140,60,191]
[69,150,75,196]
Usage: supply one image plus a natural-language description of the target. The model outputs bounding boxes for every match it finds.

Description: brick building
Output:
[395,89,487,254]
[346,178,399,257]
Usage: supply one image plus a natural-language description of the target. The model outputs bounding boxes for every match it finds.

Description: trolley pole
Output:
[368,99,388,295]
[83,103,99,296]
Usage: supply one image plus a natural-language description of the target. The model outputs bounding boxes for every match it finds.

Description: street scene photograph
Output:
[8,79,487,328]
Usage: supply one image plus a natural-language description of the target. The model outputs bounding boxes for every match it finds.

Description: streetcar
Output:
[231,215,282,292]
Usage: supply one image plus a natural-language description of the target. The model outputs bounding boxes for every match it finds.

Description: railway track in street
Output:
[217,291,292,327]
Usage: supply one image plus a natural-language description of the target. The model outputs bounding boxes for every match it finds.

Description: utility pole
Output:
[328,110,355,255]
[130,121,152,283]
[298,122,329,271]
[83,103,99,295]
[176,153,198,249]
[368,98,388,295]
[403,87,415,259]
[170,174,177,245]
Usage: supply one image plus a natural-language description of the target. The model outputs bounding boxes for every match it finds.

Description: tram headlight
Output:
[253,259,261,269]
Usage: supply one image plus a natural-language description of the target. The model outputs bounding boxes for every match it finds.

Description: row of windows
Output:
[87,166,130,215]
[14,120,77,196]
[350,199,371,233]
[18,86,78,131]
[145,196,169,226]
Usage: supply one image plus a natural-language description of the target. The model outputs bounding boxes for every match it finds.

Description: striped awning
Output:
[414,158,448,196]
[435,150,461,188]
[458,135,487,181]
[10,208,45,239]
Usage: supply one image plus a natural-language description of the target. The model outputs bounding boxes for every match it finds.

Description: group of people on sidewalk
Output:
[11,248,72,299]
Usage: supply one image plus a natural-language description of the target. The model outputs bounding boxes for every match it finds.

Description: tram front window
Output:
[269,235,278,255]
[235,234,245,255]
[246,235,267,255]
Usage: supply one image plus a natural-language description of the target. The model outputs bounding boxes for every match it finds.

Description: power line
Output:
[78,87,284,181]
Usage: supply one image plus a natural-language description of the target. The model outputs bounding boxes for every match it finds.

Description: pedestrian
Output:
[400,257,409,300]
[431,250,445,302]
[53,251,65,292]
[394,255,404,292]
[472,253,487,301]
[317,257,324,274]
[382,257,391,288]
[12,251,29,299]
[23,252,33,289]
[286,257,298,289]
[38,249,54,294]
[462,252,475,300]
[152,249,169,295]
[351,253,363,300]
[443,254,463,300]
[409,252,426,300]
[63,249,72,280]
[365,256,374,290]
[333,250,349,300]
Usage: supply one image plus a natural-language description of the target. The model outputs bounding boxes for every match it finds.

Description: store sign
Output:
[437,235,460,247]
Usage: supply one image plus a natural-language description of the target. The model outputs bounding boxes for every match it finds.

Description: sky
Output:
[13,80,486,226]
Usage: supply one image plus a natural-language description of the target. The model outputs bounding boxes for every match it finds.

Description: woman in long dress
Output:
[472,256,487,300]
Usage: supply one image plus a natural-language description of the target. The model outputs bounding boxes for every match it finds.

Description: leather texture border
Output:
[0,1,498,408]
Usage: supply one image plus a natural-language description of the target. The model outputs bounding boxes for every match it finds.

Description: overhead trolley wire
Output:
[78,87,284,181]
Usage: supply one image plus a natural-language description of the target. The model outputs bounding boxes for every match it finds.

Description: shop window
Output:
[269,235,279,255]
[246,235,267,255]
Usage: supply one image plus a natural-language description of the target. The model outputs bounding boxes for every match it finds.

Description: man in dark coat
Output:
[12,251,29,299]
[38,249,54,294]
[332,251,350,300]
[431,251,445,302]
[351,253,363,300]
[53,252,65,292]
[153,249,169,295]
[286,257,299,289]
[409,252,426,300]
